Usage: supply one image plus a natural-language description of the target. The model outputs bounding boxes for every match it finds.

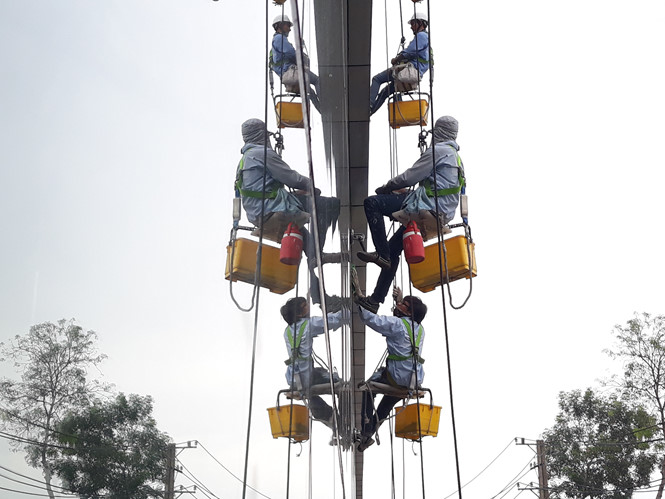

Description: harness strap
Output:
[235,148,283,200]
[284,320,309,365]
[421,145,465,197]
[387,318,425,364]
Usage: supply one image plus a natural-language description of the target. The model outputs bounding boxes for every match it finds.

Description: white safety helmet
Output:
[272,14,293,28]
[410,12,428,24]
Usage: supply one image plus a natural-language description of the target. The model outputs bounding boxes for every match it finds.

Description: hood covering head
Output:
[432,116,458,144]
[241,118,268,145]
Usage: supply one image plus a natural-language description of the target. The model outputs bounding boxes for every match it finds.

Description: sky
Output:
[1,0,665,498]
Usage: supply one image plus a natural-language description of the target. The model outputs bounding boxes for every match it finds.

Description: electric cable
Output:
[176,459,218,499]
[489,456,533,499]
[197,441,271,499]
[0,472,75,496]
[443,438,516,499]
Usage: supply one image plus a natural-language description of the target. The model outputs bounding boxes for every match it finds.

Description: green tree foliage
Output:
[543,388,657,499]
[0,319,109,499]
[54,393,171,499]
[606,313,665,498]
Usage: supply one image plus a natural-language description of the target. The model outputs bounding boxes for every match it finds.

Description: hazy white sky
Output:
[1,0,664,497]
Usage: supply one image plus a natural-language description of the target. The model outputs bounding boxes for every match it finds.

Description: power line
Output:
[197,441,271,499]
[176,459,218,499]
[443,438,517,499]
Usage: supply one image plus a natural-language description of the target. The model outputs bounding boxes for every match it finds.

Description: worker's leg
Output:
[374,394,402,430]
[297,194,340,251]
[370,226,405,304]
[369,69,391,113]
[363,193,407,261]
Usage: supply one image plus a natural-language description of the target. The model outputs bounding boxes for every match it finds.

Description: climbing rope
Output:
[424,0,465,496]
[288,1,347,496]
[240,2,274,497]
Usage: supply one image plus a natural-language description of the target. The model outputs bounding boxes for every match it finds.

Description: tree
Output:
[0,319,109,499]
[54,393,171,499]
[543,388,657,499]
[606,312,665,498]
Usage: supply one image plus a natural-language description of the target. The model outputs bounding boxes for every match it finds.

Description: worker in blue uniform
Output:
[356,116,463,313]
[369,12,431,116]
[281,296,344,431]
[236,119,342,310]
[355,290,427,451]
[271,14,320,111]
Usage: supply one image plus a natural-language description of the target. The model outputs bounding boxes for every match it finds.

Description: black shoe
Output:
[357,436,375,452]
[357,251,391,271]
[323,295,344,313]
[355,295,380,314]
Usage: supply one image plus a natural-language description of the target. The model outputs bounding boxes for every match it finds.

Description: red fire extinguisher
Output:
[402,221,425,264]
[280,223,303,265]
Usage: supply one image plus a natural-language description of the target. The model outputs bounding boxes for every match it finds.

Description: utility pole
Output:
[515,438,550,499]
[164,443,176,499]
[164,441,198,499]
[536,439,550,499]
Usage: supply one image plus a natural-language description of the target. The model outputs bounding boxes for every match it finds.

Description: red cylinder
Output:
[403,221,425,264]
[280,223,303,265]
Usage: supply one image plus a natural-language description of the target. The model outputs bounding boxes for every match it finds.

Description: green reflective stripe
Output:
[238,187,280,199]
[285,320,309,365]
[417,57,429,65]
[387,319,424,363]
[235,149,283,199]
[421,145,464,197]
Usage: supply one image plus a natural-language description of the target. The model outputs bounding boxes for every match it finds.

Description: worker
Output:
[356,116,463,313]
[369,12,431,116]
[236,118,342,310]
[271,14,321,112]
[355,289,427,451]
[281,296,343,432]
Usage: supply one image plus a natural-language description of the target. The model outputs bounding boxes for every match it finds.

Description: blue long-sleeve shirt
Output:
[383,140,463,225]
[358,307,425,388]
[284,312,344,388]
[271,33,296,77]
[401,31,430,76]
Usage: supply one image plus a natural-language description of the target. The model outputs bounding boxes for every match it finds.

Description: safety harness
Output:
[284,320,309,366]
[235,148,283,200]
[387,318,425,364]
[421,144,465,197]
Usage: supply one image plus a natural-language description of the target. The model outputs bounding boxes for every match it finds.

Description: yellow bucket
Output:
[395,403,441,440]
[225,237,297,295]
[275,101,304,128]
[408,235,477,293]
[267,405,310,442]
[388,99,429,129]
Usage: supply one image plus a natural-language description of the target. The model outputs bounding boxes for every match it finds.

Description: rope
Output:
[289,2,346,496]
[404,276,427,499]
[240,1,273,497]
[424,0,464,496]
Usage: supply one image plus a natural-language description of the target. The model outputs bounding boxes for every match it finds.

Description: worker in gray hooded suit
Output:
[235,118,342,310]
[356,116,465,313]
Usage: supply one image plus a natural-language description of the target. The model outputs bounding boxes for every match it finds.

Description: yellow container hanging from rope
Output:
[408,235,477,293]
[388,99,429,129]
[225,237,297,294]
[395,403,441,440]
[275,101,304,128]
[267,404,310,442]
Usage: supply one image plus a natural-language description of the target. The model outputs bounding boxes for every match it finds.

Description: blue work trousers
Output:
[364,193,408,303]
[369,68,394,116]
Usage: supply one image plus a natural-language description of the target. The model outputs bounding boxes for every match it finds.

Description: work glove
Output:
[375,185,391,195]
